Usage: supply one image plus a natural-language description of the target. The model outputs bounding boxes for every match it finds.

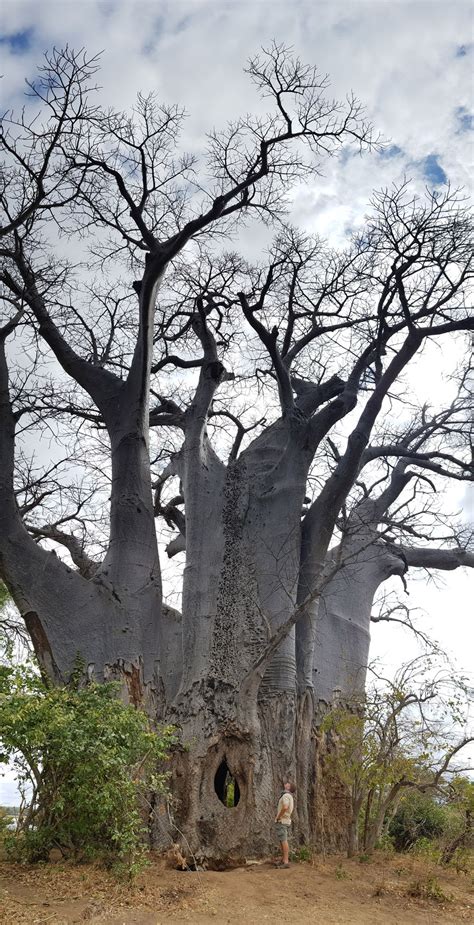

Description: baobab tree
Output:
[1,46,473,856]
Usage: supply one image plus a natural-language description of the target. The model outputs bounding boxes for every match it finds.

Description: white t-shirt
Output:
[276,792,294,825]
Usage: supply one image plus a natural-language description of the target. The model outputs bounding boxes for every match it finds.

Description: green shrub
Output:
[406,876,451,904]
[0,806,13,838]
[225,779,235,808]
[0,662,174,874]
[389,792,448,852]
[446,846,470,875]
[410,836,442,864]
[289,845,312,862]
[376,832,395,856]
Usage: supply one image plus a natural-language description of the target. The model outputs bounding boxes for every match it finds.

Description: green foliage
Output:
[0,661,174,874]
[0,806,13,837]
[406,876,451,904]
[410,836,442,864]
[334,863,349,880]
[225,779,235,808]
[0,582,9,611]
[390,792,448,852]
[376,832,395,856]
[321,658,471,858]
[390,781,473,872]
[289,845,312,862]
[447,846,471,875]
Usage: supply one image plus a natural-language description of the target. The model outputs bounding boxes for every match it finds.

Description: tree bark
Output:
[298,460,474,707]
[163,410,318,856]
[347,793,363,858]
[0,264,164,707]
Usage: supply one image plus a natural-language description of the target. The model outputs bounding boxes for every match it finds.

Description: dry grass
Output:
[0,850,472,924]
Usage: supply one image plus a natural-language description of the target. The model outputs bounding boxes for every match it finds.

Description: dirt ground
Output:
[0,851,472,925]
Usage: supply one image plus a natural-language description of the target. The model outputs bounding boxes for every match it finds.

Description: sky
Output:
[0,0,473,802]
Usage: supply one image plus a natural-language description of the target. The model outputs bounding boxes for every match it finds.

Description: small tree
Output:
[0,662,174,873]
[439,777,474,868]
[321,658,473,857]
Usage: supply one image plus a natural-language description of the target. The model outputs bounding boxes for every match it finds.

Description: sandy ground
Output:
[0,852,472,924]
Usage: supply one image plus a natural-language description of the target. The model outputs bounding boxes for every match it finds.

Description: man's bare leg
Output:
[276,837,290,867]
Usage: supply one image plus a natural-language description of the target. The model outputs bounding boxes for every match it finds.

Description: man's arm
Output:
[275,795,291,821]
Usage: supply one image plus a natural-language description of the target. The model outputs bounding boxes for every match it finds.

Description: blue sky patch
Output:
[455,106,473,133]
[339,146,358,166]
[0,28,34,54]
[379,144,403,159]
[421,154,447,186]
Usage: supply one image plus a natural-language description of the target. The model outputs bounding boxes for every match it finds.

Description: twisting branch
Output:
[1,249,121,416]
[238,289,294,413]
[400,545,474,570]
[1,47,100,238]
[26,523,99,579]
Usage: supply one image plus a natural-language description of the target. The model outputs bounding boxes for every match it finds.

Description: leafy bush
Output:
[0,806,13,837]
[375,832,395,856]
[389,792,448,852]
[226,779,235,808]
[0,662,174,874]
[409,836,442,864]
[446,846,470,875]
[406,876,451,904]
[289,845,312,862]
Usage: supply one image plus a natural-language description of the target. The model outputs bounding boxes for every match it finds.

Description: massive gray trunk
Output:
[2,515,162,708]
[1,325,162,704]
[311,539,405,704]
[158,413,329,856]
[178,417,312,696]
[297,476,410,706]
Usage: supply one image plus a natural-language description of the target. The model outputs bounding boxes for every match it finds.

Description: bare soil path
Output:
[0,853,472,924]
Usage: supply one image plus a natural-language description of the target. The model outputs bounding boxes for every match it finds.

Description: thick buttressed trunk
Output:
[297,472,412,707]
[311,538,405,705]
[157,407,323,857]
[0,277,164,710]
[2,409,162,706]
[178,415,311,694]
[155,405,352,857]
[2,487,163,711]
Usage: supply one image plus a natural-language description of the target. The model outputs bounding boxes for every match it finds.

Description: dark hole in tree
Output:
[214,758,240,808]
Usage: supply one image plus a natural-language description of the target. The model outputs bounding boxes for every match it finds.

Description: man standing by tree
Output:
[275,781,296,868]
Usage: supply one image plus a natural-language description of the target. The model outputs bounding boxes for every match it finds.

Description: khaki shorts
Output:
[275,822,290,843]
